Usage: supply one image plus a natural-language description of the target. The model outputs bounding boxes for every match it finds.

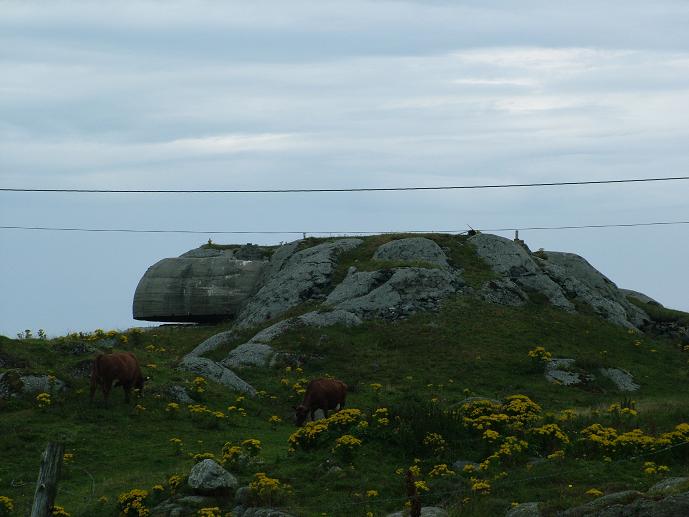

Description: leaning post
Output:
[405,469,421,517]
[30,442,64,517]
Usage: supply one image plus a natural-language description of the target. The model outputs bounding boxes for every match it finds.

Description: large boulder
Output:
[186,330,237,358]
[0,372,66,398]
[387,508,448,517]
[540,252,648,329]
[558,489,689,516]
[235,239,363,328]
[620,289,663,307]
[480,278,529,306]
[506,503,541,517]
[234,508,295,517]
[329,267,462,319]
[469,234,649,329]
[179,356,256,396]
[373,237,449,267]
[599,367,640,391]
[469,234,574,311]
[188,459,238,494]
[222,309,362,368]
[133,248,266,322]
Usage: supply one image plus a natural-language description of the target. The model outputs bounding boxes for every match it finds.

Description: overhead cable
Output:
[2,176,689,194]
[1,220,688,235]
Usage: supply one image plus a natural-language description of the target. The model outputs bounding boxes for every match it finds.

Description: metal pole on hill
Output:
[30,442,64,517]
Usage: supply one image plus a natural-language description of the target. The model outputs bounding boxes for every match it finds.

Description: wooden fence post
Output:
[405,469,421,517]
[30,442,64,517]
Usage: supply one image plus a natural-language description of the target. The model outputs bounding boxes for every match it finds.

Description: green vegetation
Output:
[2,235,688,516]
[330,233,495,288]
[628,296,689,327]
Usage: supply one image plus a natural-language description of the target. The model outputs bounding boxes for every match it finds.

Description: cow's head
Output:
[294,404,309,426]
[134,375,151,394]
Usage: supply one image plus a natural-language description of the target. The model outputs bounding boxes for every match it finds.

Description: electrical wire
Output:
[2,175,689,194]
[1,220,688,235]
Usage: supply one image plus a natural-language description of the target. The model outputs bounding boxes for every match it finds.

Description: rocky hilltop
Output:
[133,233,651,331]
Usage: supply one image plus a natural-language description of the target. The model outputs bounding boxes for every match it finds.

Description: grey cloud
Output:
[2,0,689,336]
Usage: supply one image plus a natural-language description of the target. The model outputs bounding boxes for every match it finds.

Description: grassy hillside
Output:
[2,299,689,516]
[2,237,689,516]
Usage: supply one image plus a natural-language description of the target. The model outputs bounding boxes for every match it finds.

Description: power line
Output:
[2,176,689,194]
[1,220,688,235]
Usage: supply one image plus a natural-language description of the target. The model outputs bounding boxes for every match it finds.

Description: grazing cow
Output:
[294,378,347,426]
[90,352,145,404]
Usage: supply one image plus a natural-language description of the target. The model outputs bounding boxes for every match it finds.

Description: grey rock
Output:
[179,356,256,396]
[545,359,593,386]
[245,320,295,345]
[168,385,195,404]
[20,375,66,394]
[470,233,574,311]
[325,466,344,477]
[92,338,116,349]
[236,239,363,328]
[558,490,644,516]
[480,278,528,306]
[373,237,449,267]
[176,495,216,507]
[599,368,640,392]
[70,359,93,379]
[55,342,95,355]
[262,241,300,280]
[452,459,480,472]
[621,289,663,307]
[647,478,689,496]
[151,500,186,516]
[187,330,237,358]
[541,252,648,329]
[0,371,22,399]
[386,507,448,517]
[326,270,390,306]
[333,267,461,318]
[506,502,541,517]
[221,309,361,368]
[133,253,266,323]
[299,309,362,328]
[592,492,689,517]
[236,509,295,517]
[223,343,276,368]
[235,244,267,261]
[234,486,251,505]
[180,247,231,258]
[188,459,238,493]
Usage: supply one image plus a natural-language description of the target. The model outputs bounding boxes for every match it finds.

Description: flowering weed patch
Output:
[249,472,290,507]
[0,496,13,516]
[118,489,149,516]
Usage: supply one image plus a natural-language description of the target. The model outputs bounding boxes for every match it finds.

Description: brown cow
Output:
[294,378,347,426]
[90,352,145,404]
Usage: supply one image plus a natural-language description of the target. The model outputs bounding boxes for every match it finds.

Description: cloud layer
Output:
[1,1,688,335]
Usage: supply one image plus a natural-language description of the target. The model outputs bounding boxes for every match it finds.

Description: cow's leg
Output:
[89,380,97,403]
[123,384,132,404]
[101,380,112,405]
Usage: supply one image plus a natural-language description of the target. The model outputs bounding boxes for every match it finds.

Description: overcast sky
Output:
[1,1,688,337]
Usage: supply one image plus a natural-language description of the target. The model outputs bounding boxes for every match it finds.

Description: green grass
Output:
[329,233,495,289]
[628,296,689,327]
[3,291,689,515]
